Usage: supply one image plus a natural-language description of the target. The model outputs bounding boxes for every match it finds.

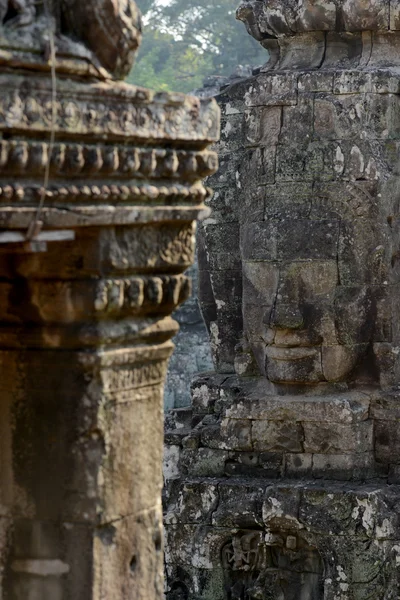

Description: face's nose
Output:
[266,303,304,330]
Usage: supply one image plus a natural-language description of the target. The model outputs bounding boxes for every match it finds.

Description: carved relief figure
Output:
[222,531,324,600]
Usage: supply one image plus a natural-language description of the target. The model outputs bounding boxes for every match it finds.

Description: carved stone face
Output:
[241,182,393,385]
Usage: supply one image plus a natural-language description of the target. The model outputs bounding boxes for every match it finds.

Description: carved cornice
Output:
[0,73,219,229]
[0,77,219,143]
[237,0,400,70]
[237,0,394,38]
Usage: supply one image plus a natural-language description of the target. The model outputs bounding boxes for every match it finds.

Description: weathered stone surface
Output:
[303,421,373,454]
[0,3,220,599]
[252,420,304,452]
[165,2,400,598]
[165,260,213,410]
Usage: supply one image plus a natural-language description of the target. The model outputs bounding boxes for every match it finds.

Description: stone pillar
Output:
[0,3,219,599]
[164,2,400,598]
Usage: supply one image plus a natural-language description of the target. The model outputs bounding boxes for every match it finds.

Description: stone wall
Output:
[164,67,255,412]
[164,1,400,598]
[165,260,213,411]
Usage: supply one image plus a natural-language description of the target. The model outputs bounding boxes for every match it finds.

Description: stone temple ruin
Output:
[0,1,219,598]
[164,1,400,598]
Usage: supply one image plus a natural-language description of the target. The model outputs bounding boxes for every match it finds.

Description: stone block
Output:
[285,453,313,477]
[280,94,314,145]
[276,141,335,181]
[264,182,313,220]
[244,73,298,107]
[164,481,219,525]
[212,481,265,528]
[262,485,301,525]
[314,94,364,140]
[324,32,364,69]
[220,418,252,451]
[240,222,276,261]
[242,261,279,306]
[333,70,374,94]
[259,452,284,476]
[164,525,196,567]
[252,420,304,452]
[342,0,390,31]
[266,348,325,384]
[163,445,181,482]
[312,452,376,480]
[191,375,222,414]
[241,219,339,261]
[298,485,397,537]
[202,223,241,271]
[224,389,371,423]
[223,452,283,478]
[242,303,270,347]
[238,146,276,187]
[315,92,400,140]
[298,72,334,92]
[278,32,326,70]
[210,270,242,305]
[218,114,244,156]
[388,465,400,483]
[391,1,400,29]
[322,344,370,382]
[244,106,282,147]
[209,304,243,373]
[178,448,228,477]
[371,391,400,420]
[235,185,265,224]
[165,564,226,600]
[375,420,400,464]
[303,421,374,454]
[338,221,392,285]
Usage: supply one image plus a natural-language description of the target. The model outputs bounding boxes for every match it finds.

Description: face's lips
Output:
[266,345,320,361]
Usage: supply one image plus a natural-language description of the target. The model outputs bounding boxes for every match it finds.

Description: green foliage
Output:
[127,0,266,93]
[127,28,213,93]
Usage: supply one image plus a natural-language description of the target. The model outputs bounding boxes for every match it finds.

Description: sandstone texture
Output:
[164,2,400,598]
[0,2,219,599]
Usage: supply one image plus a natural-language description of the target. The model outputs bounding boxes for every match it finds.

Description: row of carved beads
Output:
[0,182,209,203]
[94,275,191,313]
[0,140,218,179]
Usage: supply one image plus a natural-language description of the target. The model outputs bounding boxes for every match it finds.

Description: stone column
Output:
[0,3,219,599]
[164,2,400,598]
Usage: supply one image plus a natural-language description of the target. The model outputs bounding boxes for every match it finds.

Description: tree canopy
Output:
[127,0,266,93]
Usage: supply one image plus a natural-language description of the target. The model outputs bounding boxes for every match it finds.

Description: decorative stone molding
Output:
[237,0,400,70]
[0,2,219,599]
